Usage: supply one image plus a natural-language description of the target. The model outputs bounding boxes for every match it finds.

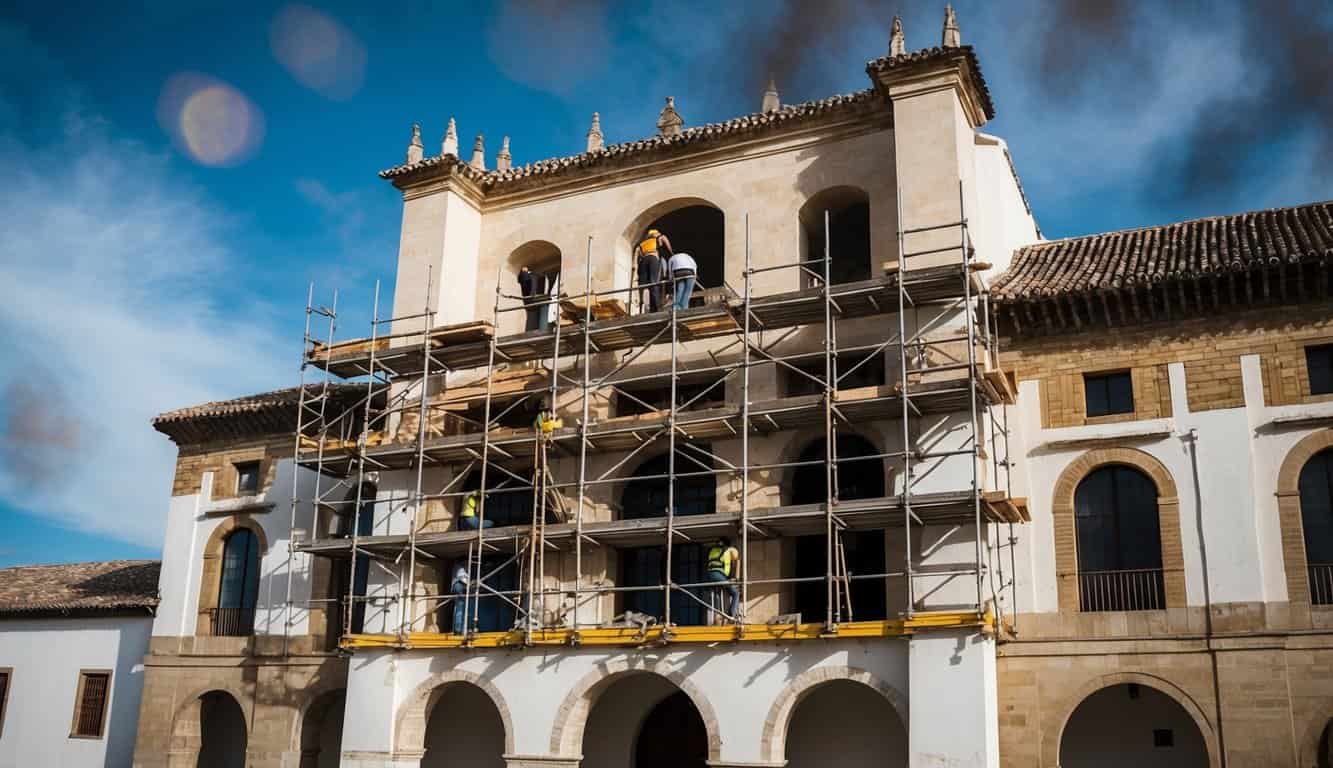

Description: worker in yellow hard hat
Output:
[633,227,673,313]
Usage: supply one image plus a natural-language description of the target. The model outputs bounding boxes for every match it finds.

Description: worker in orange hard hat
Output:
[634,227,673,313]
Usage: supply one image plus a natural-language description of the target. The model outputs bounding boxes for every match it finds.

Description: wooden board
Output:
[560,297,628,323]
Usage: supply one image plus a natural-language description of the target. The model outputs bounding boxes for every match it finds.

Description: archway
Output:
[1317,719,1333,767]
[785,679,906,767]
[1299,448,1333,604]
[580,673,707,768]
[1059,683,1208,767]
[619,449,716,625]
[631,202,725,310]
[509,240,562,332]
[421,682,507,768]
[298,690,345,768]
[1074,465,1163,611]
[791,434,887,622]
[799,186,871,287]
[197,691,247,768]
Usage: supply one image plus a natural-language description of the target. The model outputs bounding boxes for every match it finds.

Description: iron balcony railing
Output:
[1309,564,1333,606]
[210,606,256,636]
[1078,568,1165,612]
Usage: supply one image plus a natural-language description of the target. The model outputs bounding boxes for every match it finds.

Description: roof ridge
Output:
[0,558,159,572]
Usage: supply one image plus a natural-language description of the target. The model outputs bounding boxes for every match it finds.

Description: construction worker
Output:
[459,489,493,530]
[450,560,470,634]
[517,265,545,331]
[634,228,672,313]
[706,536,741,622]
[668,251,698,310]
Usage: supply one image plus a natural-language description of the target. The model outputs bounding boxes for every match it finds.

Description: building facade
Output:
[0,560,159,768]
[130,9,1333,768]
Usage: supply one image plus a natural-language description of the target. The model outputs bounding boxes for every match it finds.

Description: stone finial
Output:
[496,135,512,171]
[469,133,486,170]
[761,75,780,113]
[890,15,906,56]
[586,112,604,152]
[406,123,424,164]
[942,4,961,48]
[442,117,458,157]
[657,96,683,137]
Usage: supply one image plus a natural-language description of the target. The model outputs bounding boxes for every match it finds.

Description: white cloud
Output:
[0,110,289,548]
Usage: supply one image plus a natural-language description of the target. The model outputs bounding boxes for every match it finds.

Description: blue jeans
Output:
[673,272,696,310]
[459,516,493,530]
[708,570,738,620]
[451,580,469,634]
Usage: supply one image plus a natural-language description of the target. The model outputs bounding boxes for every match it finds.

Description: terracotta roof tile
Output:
[0,560,160,619]
[992,200,1333,303]
[153,384,369,445]
[864,44,995,120]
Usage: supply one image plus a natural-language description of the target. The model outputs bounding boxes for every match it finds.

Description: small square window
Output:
[70,670,110,739]
[1084,371,1134,417]
[1306,344,1333,395]
[1153,728,1174,748]
[235,461,261,494]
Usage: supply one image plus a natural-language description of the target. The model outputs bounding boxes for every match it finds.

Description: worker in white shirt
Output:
[668,251,698,310]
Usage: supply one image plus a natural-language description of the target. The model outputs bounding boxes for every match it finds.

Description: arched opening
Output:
[197,691,247,768]
[784,679,906,768]
[800,187,871,287]
[1317,719,1333,768]
[421,682,506,768]
[791,435,886,622]
[1059,683,1207,767]
[1299,448,1333,604]
[330,483,376,635]
[215,529,260,636]
[1075,465,1164,611]
[509,240,562,332]
[581,674,707,768]
[299,690,346,768]
[618,450,716,625]
[635,204,725,310]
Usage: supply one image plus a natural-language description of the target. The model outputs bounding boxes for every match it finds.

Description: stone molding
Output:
[1041,670,1219,768]
[1275,428,1333,606]
[1050,447,1186,614]
[394,670,516,755]
[196,515,270,636]
[757,665,907,762]
[168,685,252,766]
[548,662,722,760]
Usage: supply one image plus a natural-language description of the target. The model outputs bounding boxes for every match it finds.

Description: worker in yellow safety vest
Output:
[633,228,672,313]
[459,489,492,531]
[706,537,741,622]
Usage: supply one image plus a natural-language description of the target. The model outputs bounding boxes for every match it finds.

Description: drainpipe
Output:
[1182,427,1228,767]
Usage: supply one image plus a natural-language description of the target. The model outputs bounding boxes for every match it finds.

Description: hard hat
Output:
[647,228,660,236]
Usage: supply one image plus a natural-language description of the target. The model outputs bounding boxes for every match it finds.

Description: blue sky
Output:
[0,0,1329,567]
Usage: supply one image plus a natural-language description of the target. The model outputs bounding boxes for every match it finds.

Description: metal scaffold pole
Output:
[664,250,679,635]
[739,214,752,625]
[895,192,916,619]
[469,264,505,639]
[404,271,434,638]
[822,208,837,631]
[573,236,593,637]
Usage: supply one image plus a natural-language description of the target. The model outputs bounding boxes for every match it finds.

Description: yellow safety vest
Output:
[639,235,659,255]
[707,546,734,576]
[462,493,478,518]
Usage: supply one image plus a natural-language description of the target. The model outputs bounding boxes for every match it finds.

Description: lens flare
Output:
[157,73,265,167]
[270,4,366,101]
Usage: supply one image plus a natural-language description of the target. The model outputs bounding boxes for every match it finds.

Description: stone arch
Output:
[759,665,907,762]
[295,688,346,768]
[798,185,872,287]
[288,673,352,750]
[548,661,722,760]
[1050,447,1185,613]
[394,670,516,757]
[1297,699,1333,767]
[169,686,250,767]
[1276,429,1333,605]
[617,187,742,297]
[1044,671,1219,768]
[780,427,888,506]
[196,515,270,636]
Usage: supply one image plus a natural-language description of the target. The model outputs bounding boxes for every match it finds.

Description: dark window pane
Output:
[217,529,259,635]
[1074,465,1164,611]
[1307,345,1333,395]
[235,462,260,494]
[1085,372,1133,417]
[1299,450,1333,606]
[622,450,715,520]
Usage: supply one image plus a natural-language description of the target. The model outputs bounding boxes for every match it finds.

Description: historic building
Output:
[130,8,1333,768]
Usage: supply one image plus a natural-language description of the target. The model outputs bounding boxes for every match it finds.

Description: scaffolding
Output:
[284,186,1027,650]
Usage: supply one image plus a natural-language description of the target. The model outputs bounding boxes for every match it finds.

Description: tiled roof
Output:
[153,384,370,445]
[864,45,995,120]
[991,200,1333,332]
[0,560,160,619]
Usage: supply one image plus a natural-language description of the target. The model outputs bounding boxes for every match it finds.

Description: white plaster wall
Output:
[971,133,1040,281]
[152,458,320,637]
[0,616,152,768]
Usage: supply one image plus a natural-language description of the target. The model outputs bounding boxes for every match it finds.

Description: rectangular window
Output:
[615,378,726,418]
[70,670,111,739]
[1084,371,1134,417]
[235,461,261,494]
[1307,344,1333,395]
[784,352,886,398]
[0,668,10,739]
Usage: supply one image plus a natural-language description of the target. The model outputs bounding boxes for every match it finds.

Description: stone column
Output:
[908,627,998,768]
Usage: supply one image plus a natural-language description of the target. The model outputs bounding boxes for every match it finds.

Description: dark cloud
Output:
[1,378,81,489]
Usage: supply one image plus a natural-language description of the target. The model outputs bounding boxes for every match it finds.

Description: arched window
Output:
[1074,466,1164,611]
[509,241,562,332]
[1299,448,1333,604]
[331,483,375,634]
[799,187,871,287]
[461,470,535,528]
[630,202,726,312]
[621,450,716,520]
[216,529,260,636]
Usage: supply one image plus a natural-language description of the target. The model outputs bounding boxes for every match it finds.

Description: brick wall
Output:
[170,436,291,499]
[1002,301,1333,426]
